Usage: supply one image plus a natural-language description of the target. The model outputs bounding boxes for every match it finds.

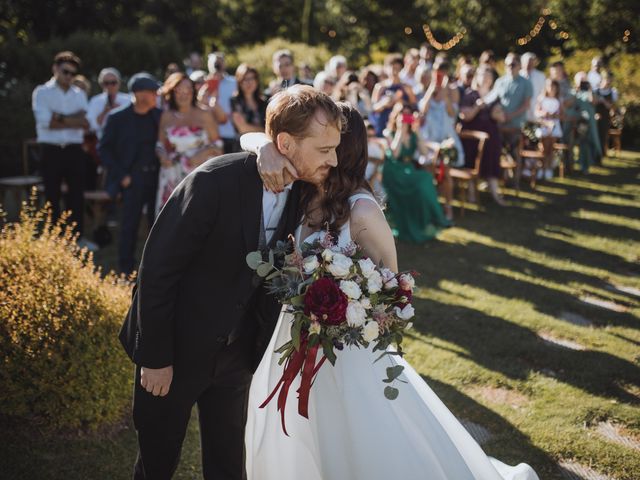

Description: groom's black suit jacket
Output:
[119,152,301,375]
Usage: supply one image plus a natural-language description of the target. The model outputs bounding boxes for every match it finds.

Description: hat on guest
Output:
[128,72,161,93]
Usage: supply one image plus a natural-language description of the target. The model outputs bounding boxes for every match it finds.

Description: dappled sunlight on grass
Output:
[557,177,639,196]
[531,184,569,195]
[570,209,640,230]
[439,228,639,288]
[536,225,639,262]
[582,193,640,208]
[501,189,550,203]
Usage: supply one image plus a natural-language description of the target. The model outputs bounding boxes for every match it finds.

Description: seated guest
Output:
[594,72,619,156]
[365,121,387,200]
[382,104,451,243]
[459,65,505,205]
[264,49,310,97]
[535,79,563,180]
[313,71,337,96]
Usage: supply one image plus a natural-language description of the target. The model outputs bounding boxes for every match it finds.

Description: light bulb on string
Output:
[422,23,466,51]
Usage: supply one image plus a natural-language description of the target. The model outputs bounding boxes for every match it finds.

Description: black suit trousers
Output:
[132,330,256,480]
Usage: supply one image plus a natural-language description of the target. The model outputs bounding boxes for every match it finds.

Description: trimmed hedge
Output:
[0,200,133,430]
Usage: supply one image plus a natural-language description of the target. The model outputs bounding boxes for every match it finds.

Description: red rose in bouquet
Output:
[304,277,348,325]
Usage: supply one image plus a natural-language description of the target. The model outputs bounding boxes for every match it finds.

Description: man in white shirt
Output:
[87,68,131,139]
[32,51,90,238]
[520,52,546,122]
[587,56,603,91]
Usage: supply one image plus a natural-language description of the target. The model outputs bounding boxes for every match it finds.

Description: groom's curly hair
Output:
[300,103,373,235]
[265,84,342,140]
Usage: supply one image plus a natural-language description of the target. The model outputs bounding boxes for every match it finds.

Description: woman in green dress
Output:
[382,104,451,243]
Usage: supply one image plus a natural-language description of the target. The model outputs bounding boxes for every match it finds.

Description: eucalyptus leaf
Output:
[266,270,281,281]
[257,263,274,277]
[289,295,305,307]
[384,386,399,400]
[268,249,275,265]
[321,337,337,365]
[246,251,263,270]
[386,365,404,382]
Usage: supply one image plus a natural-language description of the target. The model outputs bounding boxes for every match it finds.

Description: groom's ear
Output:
[276,132,294,156]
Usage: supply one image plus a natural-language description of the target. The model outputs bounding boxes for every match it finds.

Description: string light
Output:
[422,24,467,51]
[623,29,631,42]
[516,15,546,45]
[404,27,413,35]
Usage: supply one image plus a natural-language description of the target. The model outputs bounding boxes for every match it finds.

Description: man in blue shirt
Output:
[99,73,162,274]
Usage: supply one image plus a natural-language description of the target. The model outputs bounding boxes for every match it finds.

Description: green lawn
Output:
[3,152,639,479]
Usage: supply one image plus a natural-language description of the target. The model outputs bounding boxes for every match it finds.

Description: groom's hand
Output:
[257,142,298,193]
[140,365,173,397]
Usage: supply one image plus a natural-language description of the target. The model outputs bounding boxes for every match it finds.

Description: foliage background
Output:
[1,0,639,172]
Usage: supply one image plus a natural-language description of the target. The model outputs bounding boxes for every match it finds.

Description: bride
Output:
[244,103,538,480]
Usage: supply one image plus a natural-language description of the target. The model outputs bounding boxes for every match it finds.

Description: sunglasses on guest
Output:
[60,67,78,76]
[102,80,119,86]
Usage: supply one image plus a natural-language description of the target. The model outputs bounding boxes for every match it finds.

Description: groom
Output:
[119,85,342,479]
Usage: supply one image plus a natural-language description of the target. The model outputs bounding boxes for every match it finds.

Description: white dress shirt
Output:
[87,91,131,139]
[262,183,293,243]
[520,68,546,122]
[32,78,88,145]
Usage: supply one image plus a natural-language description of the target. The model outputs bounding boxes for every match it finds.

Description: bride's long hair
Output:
[300,103,374,234]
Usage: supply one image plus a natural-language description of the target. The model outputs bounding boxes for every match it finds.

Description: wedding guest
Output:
[357,67,379,116]
[265,49,310,97]
[459,65,506,205]
[419,42,435,71]
[573,73,602,171]
[520,52,546,123]
[326,55,348,82]
[535,79,563,179]
[230,64,267,141]
[365,121,387,199]
[156,72,222,214]
[370,54,416,136]
[382,104,451,242]
[87,68,131,139]
[313,71,337,96]
[400,48,420,91]
[205,52,237,153]
[594,72,619,156]
[98,73,162,273]
[299,63,314,84]
[164,62,181,80]
[72,75,91,94]
[485,53,532,171]
[185,51,203,76]
[479,49,499,85]
[587,56,604,91]
[550,61,578,167]
[32,51,94,248]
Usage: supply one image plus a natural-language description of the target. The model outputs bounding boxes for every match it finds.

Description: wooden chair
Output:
[608,107,625,157]
[450,130,489,215]
[552,143,568,178]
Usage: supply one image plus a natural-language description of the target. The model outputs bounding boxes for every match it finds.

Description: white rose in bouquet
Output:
[362,320,380,342]
[360,297,372,309]
[303,255,320,274]
[381,268,398,290]
[358,258,376,278]
[321,248,334,262]
[399,273,415,290]
[346,301,367,327]
[394,304,415,320]
[367,270,383,293]
[340,280,362,300]
[327,253,353,278]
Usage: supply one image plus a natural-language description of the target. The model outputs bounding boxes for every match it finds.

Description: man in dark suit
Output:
[98,73,162,274]
[264,49,312,99]
[119,85,342,479]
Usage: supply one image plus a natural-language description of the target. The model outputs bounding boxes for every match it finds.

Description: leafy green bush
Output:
[0,200,133,431]
[229,37,332,89]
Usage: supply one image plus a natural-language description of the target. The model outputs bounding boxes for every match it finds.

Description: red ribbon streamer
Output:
[259,337,327,435]
[437,158,446,183]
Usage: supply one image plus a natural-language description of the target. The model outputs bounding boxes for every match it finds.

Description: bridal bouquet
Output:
[246,233,416,434]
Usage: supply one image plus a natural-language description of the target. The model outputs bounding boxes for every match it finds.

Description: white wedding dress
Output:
[246,193,538,480]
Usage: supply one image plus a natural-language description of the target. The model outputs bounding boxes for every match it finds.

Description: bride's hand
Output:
[257,142,299,193]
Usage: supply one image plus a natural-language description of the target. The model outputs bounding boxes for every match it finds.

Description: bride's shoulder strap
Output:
[348,192,382,211]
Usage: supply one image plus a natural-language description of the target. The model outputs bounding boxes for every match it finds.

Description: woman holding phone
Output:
[382,103,451,243]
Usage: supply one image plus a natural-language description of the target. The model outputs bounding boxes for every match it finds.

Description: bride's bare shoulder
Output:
[349,193,397,271]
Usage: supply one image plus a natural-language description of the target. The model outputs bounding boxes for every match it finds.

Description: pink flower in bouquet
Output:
[304,277,348,325]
